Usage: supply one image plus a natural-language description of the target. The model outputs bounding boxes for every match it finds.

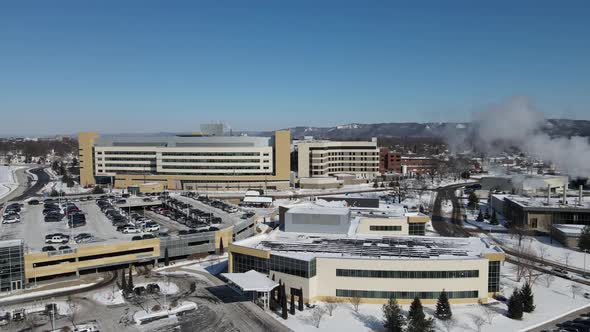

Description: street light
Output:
[584,249,588,277]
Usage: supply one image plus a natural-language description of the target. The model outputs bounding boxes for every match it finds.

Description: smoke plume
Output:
[468,96,590,178]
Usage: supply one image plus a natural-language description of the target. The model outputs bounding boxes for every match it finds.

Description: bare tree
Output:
[537,245,548,263]
[513,245,538,283]
[469,313,486,332]
[324,297,339,316]
[571,283,582,299]
[563,252,572,268]
[439,317,457,332]
[478,300,498,324]
[541,273,556,288]
[349,294,361,313]
[509,224,530,248]
[66,296,79,329]
[310,306,326,328]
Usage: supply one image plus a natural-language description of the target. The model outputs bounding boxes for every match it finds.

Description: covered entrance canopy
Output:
[222,270,278,309]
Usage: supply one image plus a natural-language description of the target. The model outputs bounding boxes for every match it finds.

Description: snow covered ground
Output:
[91,281,179,306]
[491,232,590,271]
[0,165,22,200]
[0,283,97,304]
[133,300,197,324]
[273,262,590,332]
[39,179,92,195]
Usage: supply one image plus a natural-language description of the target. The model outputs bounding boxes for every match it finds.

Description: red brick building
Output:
[380,147,438,175]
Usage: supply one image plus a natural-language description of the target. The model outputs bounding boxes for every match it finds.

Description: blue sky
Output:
[1,1,589,135]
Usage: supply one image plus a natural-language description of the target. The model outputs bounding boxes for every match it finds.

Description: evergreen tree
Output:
[407,297,434,332]
[281,284,288,319]
[290,293,295,315]
[127,266,134,292]
[219,238,224,255]
[164,248,170,266]
[298,287,304,311]
[468,192,479,210]
[120,269,126,291]
[373,180,379,188]
[520,282,535,313]
[382,297,406,332]
[434,290,452,320]
[507,289,523,319]
[476,209,484,222]
[490,211,499,225]
[579,225,590,251]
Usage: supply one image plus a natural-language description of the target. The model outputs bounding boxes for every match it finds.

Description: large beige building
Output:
[79,131,291,190]
[295,138,380,180]
[229,232,504,305]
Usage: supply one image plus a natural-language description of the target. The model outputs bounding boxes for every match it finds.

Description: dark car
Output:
[58,245,71,250]
[492,294,507,302]
[42,246,56,252]
[28,199,40,205]
[131,236,143,241]
[68,219,86,228]
[146,283,160,293]
[133,286,146,296]
[44,213,63,222]
[142,234,155,239]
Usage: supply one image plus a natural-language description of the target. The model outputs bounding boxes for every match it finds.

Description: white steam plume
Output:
[470,96,590,178]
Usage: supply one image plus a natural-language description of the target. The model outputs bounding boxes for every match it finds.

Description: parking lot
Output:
[0,199,152,252]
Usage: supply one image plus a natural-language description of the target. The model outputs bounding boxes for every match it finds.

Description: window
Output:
[408,223,426,236]
[488,261,500,293]
[530,218,538,228]
[369,225,401,232]
[336,269,479,279]
[336,289,478,300]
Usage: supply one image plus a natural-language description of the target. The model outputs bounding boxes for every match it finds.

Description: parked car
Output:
[75,234,93,244]
[28,199,40,205]
[58,245,71,250]
[42,246,56,252]
[45,234,69,244]
[146,283,160,293]
[2,214,20,224]
[552,268,570,279]
[142,234,155,240]
[131,236,143,241]
[122,226,140,234]
[144,224,160,232]
[44,212,63,222]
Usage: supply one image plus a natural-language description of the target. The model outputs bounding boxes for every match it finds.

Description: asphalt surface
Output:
[431,182,473,237]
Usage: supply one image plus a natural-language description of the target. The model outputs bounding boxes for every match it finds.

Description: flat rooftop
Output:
[233,230,501,261]
[552,224,585,235]
[286,205,350,216]
[496,194,590,210]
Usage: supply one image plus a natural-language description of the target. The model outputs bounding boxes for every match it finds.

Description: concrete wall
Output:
[284,210,351,234]
[79,132,99,187]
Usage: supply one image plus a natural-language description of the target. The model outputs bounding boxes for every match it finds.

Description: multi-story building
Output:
[0,239,25,292]
[79,131,291,191]
[379,147,401,174]
[229,231,504,305]
[295,138,379,180]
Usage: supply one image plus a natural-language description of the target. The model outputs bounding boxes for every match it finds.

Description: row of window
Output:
[336,269,479,279]
[106,171,273,176]
[488,261,500,293]
[161,165,263,170]
[102,157,156,161]
[232,253,317,278]
[408,223,426,236]
[336,289,479,300]
[161,159,267,163]
[98,151,156,155]
[369,225,402,231]
[162,152,265,157]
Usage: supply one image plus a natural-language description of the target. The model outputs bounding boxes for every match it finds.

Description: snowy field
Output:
[91,281,179,306]
[492,232,589,271]
[274,262,590,332]
[39,179,92,195]
[0,165,22,200]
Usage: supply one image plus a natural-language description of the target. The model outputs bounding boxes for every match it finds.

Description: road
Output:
[525,305,590,332]
[431,182,473,237]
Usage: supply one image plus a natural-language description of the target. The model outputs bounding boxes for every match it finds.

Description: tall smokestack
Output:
[547,184,551,204]
[563,184,568,205]
[580,185,584,206]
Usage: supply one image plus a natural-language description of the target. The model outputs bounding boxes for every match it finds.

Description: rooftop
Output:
[497,194,590,210]
[232,230,501,261]
[552,224,586,236]
[222,270,278,292]
[286,205,350,216]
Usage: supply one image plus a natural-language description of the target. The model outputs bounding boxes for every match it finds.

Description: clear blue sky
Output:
[1,1,589,135]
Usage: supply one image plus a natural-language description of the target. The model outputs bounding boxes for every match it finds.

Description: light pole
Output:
[584,249,588,277]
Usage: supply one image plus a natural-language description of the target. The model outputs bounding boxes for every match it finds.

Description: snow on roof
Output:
[552,224,586,236]
[243,196,273,203]
[231,229,502,262]
[499,194,590,210]
[286,205,350,216]
[245,190,261,197]
[222,270,279,292]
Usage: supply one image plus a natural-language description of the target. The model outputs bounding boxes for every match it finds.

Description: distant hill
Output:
[246,119,590,140]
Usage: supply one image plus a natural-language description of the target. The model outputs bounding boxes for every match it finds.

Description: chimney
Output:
[563,184,568,205]
[547,184,551,204]
[580,185,584,206]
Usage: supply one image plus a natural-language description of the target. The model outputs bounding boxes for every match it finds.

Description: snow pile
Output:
[133,300,197,324]
[91,288,125,305]
[0,165,20,200]
[134,281,179,295]
[184,259,228,275]
[0,283,96,304]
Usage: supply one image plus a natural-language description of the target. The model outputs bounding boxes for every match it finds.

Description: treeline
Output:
[0,138,78,162]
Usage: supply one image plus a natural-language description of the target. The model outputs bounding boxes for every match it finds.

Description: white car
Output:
[144,224,160,232]
[122,226,140,234]
[2,215,20,224]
